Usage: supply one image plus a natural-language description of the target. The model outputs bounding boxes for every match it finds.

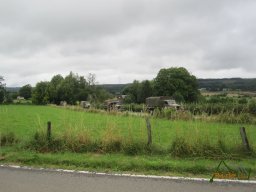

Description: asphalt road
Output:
[0,167,255,192]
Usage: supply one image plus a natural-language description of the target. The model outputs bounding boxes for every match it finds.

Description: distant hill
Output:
[100,79,256,94]
[6,87,20,93]
[198,78,256,91]
[6,78,256,95]
[100,84,129,94]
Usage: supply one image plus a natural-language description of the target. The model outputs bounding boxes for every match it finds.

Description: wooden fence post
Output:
[240,127,250,152]
[47,121,52,141]
[145,117,152,146]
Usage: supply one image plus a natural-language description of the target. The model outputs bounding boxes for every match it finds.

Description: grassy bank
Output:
[1,147,255,179]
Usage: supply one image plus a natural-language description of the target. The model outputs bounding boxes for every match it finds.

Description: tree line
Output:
[198,78,256,91]
[0,76,5,103]
[122,67,200,103]
[32,72,111,105]
[0,72,111,105]
[0,67,201,104]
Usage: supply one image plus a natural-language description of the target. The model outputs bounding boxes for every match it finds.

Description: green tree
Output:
[76,76,89,102]
[32,81,50,104]
[86,74,112,103]
[154,67,200,102]
[137,80,153,103]
[93,87,112,103]
[123,80,154,104]
[87,73,97,86]
[48,74,64,104]
[0,76,5,103]
[122,80,140,103]
[58,72,79,104]
[5,92,13,103]
[58,72,90,104]
[19,84,32,99]
[31,72,111,105]
[248,99,256,114]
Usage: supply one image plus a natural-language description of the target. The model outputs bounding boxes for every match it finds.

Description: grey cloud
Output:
[0,0,256,86]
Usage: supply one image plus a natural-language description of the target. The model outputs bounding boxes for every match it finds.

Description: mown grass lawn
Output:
[0,105,255,178]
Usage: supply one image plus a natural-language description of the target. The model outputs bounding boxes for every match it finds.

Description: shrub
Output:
[122,141,145,155]
[0,132,18,146]
[61,130,95,152]
[28,131,64,152]
[248,100,256,114]
[170,137,193,157]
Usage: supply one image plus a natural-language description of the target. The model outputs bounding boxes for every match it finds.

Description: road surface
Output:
[0,166,255,192]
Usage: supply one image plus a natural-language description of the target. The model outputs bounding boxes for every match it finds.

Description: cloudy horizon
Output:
[1,0,256,87]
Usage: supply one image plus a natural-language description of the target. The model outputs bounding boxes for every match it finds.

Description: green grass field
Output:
[1,105,255,149]
[0,105,255,178]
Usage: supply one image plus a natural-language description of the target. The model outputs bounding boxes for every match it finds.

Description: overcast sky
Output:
[1,0,256,86]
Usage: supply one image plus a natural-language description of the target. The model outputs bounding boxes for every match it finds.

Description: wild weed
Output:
[101,126,123,153]
[0,132,18,146]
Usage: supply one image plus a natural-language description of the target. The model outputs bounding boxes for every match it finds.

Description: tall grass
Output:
[27,129,149,155]
[0,132,18,146]
[1,105,255,158]
[26,124,255,159]
[169,124,255,158]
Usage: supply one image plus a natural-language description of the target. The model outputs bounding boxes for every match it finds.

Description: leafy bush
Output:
[170,137,193,157]
[122,141,145,155]
[61,130,96,153]
[28,131,64,152]
[248,100,256,114]
[0,132,18,146]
